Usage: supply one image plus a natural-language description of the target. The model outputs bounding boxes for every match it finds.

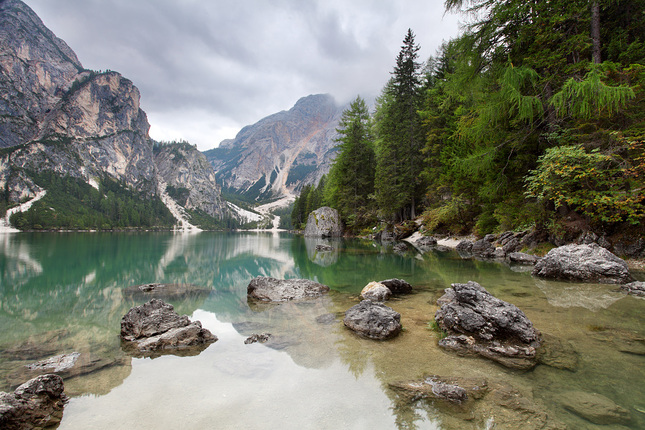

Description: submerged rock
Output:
[315,244,334,251]
[508,252,539,265]
[435,281,541,369]
[123,283,212,300]
[344,300,402,340]
[247,276,330,302]
[560,391,631,425]
[8,351,126,389]
[532,243,634,284]
[390,377,565,430]
[120,299,217,357]
[360,282,391,302]
[0,374,68,430]
[244,333,272,344]
[620,281,645,297]
[389,375,488,405]
[304,207,342,237]
[536,334,579,371]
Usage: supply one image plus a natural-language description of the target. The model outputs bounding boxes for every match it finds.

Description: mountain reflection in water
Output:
[0,232,643,429]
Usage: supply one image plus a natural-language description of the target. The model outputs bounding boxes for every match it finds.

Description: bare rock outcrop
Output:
[247,276,330,302]
[435,281,541,369]
[304,207,343,238]
[0,374,68,430]
[120,299,217,357]
[343,300,402,340]
[154,142,228,219]
[532,243,634,284]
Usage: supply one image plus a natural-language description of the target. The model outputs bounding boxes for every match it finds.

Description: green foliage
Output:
[550,63,636,119]
[374,30,427,221]
[290,177,327,230]
[166,185,190,205]
[325,96,376,231]
[185,208,236,230]
[9,172,175,230]
[274,203,294,230]
[422,196,474,234]
[525,144,645,224]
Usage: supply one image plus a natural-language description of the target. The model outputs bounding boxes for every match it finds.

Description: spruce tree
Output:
[326,96,375,229]
[374,29,425,222]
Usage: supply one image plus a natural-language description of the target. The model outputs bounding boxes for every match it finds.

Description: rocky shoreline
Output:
[404,232,645,272]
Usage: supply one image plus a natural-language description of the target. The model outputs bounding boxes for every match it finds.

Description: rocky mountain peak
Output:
[204,93,345,201]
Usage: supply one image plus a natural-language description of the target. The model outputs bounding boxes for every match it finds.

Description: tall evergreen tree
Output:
[374,29,426,222]
[326,96,375,230]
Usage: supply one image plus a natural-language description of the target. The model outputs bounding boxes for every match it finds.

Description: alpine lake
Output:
[1,232,643,429]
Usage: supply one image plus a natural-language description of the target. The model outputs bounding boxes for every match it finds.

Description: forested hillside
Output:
[294,0,645,244]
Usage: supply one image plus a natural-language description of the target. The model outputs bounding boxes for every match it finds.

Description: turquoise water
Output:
[0,232,643,429]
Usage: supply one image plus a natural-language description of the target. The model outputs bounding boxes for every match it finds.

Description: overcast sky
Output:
[26,0,462,151]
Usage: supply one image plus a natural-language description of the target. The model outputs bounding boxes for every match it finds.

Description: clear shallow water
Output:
[0,232,643,429]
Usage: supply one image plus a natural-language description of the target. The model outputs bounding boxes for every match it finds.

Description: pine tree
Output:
[326,96,375,230]
[374,29,426,222]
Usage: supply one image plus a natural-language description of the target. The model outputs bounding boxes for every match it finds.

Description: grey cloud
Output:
[25,0,461,149]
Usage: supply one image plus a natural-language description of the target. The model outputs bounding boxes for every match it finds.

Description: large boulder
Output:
[435,281,541,370]
[247,276,330,302]
[0,374,68,430]
[304,207,342,237]
[532,243,634,284]
[120,299,217,357]
[344,300,402,340]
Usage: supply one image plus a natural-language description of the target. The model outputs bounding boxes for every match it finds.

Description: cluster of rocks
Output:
[456,232,538,263]
[120,298,217,357]
[343,278,415,340]
[453,238,642,294]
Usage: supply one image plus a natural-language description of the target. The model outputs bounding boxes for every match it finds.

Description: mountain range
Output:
[0,0,339,230]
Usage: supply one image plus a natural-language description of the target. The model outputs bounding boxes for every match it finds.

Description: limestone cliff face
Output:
[0,0,228,224]
[204,94,344,201]
[0,0,83,148]
[154,142,226,219]
[5,71,158,195]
